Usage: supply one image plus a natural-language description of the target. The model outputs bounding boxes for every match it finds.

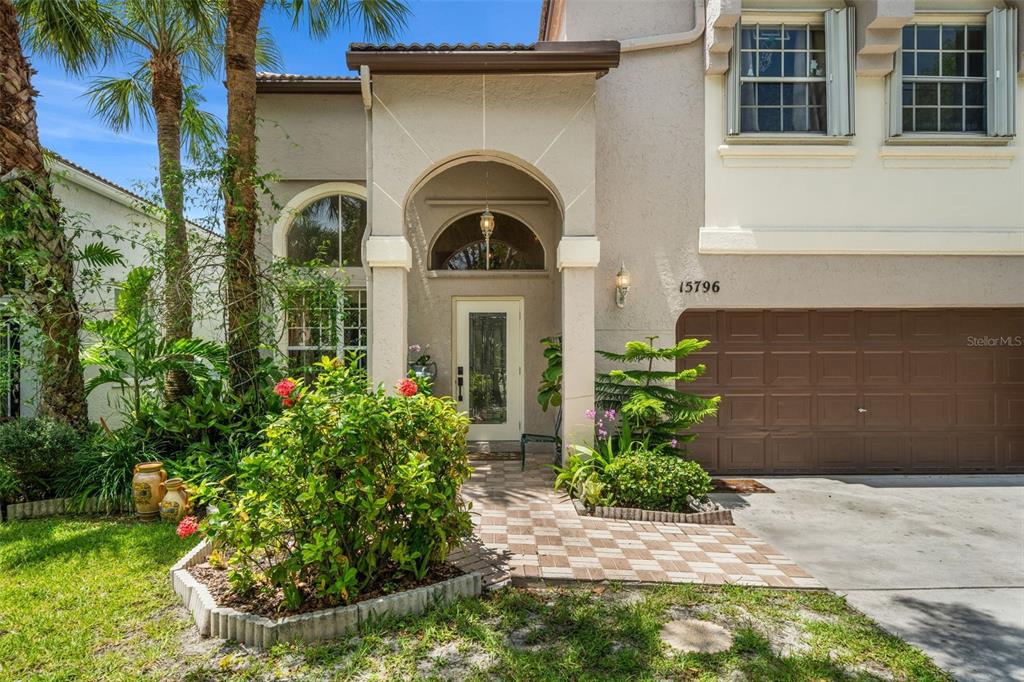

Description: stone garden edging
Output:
[2,496,129,521]
[572,499,734,525]
[170,540,484,649]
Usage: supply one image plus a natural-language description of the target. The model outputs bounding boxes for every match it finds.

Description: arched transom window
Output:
[287,193,367,267]
[431,212,544,271]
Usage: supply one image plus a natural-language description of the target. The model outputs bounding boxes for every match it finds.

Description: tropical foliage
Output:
[207,358,472,609]
[536,335,562,412]
[0,417,83,502]
[596,335,720,449]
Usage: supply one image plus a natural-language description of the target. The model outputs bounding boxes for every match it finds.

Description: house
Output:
[256,0,1023,475]
[3,156,222,426]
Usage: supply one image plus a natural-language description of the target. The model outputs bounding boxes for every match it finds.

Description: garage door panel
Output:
[955,349,996,384]
[909,393,952,428]
[859,311,902,344]
[864,436,905,472]
[1002,435,1024,471]
[722,352,765,384]
[720,436,767,473]
[768,352,812,385]
[904,310,950,344]
[815,352,858,385]
[721,311,765,344]
[683,352,718,385]
[686,437,718,471]
[818,435,863,472]
[908,435,954,471]
[679,308,1019,474]
[862,393,906,428]
[998,393,1024,425]
[957,434,998,470]
[770,435,815,473]
[818,394,859,426]
[813,311,856,343]
[908,351,952,384]
[768,311,811,343]
[679,310,717,341]
[862,351,904,385]
[768,394,812,427]
[956,393,996,427]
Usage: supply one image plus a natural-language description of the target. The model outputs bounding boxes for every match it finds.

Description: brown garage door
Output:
[678,309,1024,475]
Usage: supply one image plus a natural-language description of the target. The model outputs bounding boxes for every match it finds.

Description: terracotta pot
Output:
[159,478,190,523]
[132,462,166,521]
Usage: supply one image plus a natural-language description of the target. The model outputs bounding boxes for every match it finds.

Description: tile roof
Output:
[349,42,536,52]
[256,72,358,81]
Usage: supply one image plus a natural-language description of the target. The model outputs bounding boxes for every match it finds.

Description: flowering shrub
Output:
[396,377,418,397]
[602,450,712,513]
[207,358,472,609]
[176,515,199,539]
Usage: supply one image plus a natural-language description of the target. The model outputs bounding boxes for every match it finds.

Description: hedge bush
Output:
[0,418,82,502]
[209,358,473,609]
[602,449,712,513]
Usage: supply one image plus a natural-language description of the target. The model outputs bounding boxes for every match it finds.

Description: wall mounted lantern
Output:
[615,262,631,308]
[479,208,495,270]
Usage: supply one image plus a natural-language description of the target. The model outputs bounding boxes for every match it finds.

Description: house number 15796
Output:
[680,280,720,293]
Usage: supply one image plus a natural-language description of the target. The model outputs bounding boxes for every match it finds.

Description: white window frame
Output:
[285,287,367,368]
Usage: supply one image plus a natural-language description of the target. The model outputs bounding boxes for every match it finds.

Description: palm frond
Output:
[76,241,125,268]
[14,0,119,75]
[85,69,153,133]
[181,86,224,160]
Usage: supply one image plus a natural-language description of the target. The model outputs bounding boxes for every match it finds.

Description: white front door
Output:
[454,298,524,441]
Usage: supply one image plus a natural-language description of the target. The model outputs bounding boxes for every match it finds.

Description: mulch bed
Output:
[711,479,774,494]
[189,561,464,619]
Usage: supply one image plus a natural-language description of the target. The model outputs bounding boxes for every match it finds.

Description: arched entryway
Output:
[404,158,562,441]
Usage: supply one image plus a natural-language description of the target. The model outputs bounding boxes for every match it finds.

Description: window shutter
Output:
[727,22,742,135]
[987,8,1017,137]
[888,49,904,137]
[825,7,856,136]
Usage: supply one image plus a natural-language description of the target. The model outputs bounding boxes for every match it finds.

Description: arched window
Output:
[287,193,367,267]
[431,212,544,271]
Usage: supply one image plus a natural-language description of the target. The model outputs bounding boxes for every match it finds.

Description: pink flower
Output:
[282,397,294,408]
[670,439,679,449]
[584,408,596,421]
[396,378,418,397]
[275,378,297,398]
[176,516,198,539]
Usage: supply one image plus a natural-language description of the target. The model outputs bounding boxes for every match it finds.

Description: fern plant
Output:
[596,335,720,450]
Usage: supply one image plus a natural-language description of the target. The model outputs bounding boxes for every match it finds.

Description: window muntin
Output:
[286,288,366,368]
[286,194,367,267]
[739,24,828,133]
[900,24,986,134]
[430,212,544,271]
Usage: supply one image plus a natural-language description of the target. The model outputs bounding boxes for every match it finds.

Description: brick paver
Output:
[447,457,821,591]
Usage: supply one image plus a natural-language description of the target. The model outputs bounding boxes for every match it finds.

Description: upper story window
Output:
[286,194,367,267]
[739,24,828,133]
[728,8,855,138]
[900,24,986,134]
[430,212,545,271]
[889,9,1017,139]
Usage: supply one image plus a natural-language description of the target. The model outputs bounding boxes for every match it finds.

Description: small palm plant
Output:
[596,336,720,450]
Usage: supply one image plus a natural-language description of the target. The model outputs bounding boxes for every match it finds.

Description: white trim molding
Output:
[365,235,413,269]
[271,181,368,259]
[699,225,1024,255]
[556,235,601,269]
[878,145,1017,169]
[717,144,858,168]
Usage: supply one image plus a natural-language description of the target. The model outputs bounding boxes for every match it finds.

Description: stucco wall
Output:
[19,170,223,426]
[565,0,1023,372]
[406,161,562,434]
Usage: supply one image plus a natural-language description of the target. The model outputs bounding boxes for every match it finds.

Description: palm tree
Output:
[16,0,224,402]
[0,0,88,427]
[223,0,407,394]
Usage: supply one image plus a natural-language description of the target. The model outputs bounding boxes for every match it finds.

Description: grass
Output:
[0,518,952,681]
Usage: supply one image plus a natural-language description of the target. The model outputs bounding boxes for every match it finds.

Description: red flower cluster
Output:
[275,378,298,407]
[176,515,198,539]
[396,378,418,397]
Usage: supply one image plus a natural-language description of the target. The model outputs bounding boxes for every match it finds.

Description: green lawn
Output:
[0,518,951,681]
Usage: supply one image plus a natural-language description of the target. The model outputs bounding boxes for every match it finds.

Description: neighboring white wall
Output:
[18,163,223,426]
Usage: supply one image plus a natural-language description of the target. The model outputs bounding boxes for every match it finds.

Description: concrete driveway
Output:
[718,475,1024,682]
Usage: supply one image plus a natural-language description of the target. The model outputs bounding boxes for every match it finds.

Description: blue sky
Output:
[29,0,541,194]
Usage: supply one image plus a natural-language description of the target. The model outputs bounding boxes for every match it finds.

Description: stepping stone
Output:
[660,618,733,654]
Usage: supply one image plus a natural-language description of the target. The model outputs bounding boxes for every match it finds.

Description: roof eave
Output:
[345,41,620,76]
[256,79,362,94]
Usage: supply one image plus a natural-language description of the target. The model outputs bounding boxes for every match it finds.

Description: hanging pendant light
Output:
[480,164,495,270]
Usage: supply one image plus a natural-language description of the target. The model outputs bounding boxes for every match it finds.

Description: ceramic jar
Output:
[132,462,166,521]
[159,478,190,522]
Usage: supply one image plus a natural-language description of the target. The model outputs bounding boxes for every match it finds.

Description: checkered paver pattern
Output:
[447,457,821,590]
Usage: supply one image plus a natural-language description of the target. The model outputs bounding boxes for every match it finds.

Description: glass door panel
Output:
[468,312,508,424]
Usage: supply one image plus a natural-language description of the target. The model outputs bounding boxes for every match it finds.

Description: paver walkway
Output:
[447,457,820,591]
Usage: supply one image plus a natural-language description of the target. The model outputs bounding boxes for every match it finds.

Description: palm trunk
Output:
[223,0,265,395]
[150,56,193,402]
[0,0,87,428]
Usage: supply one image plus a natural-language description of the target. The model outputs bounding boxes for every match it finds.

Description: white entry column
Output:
[366,235,412,389]
[557,236,600,462]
